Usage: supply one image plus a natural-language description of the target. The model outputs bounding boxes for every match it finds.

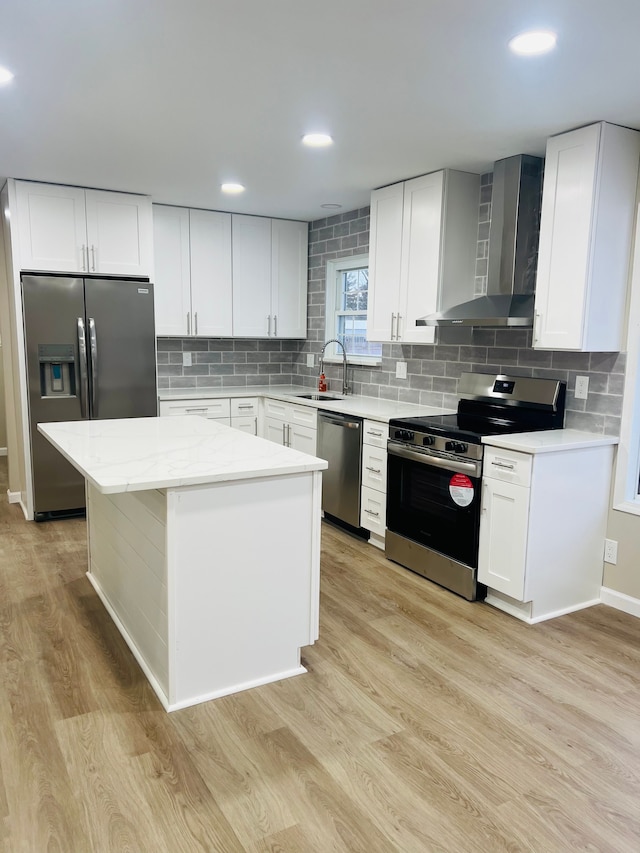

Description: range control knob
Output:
[422,435,435,446]
[396,429,414,441]
[445,440,468,454]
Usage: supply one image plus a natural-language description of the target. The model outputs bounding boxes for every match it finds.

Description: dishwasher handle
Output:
[319,412,361,429]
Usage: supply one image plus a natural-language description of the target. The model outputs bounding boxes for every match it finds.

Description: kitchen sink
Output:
[296,393,344,401]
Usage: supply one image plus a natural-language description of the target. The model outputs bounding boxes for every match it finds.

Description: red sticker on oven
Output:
[449,473,474,507]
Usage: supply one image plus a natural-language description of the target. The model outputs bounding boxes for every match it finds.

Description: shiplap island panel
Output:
[38,417,327,711]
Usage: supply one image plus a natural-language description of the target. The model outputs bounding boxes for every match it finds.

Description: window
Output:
[324,255,381,363]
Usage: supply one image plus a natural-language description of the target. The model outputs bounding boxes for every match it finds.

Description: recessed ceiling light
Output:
[0,66,15,84]
[221,182,245,194]
[321,203,342,210]
[508,30,557,56]
[302,133,334,147]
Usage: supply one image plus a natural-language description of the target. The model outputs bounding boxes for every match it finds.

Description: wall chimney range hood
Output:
[418,154,544,328]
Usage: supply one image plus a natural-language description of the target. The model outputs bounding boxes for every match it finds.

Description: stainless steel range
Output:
[386,372,566,601]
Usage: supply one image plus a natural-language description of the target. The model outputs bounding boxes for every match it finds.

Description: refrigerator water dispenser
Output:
[37,344,76,398]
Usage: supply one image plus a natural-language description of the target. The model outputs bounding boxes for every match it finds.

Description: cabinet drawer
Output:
[263,397,317,429]
[483,448,532,487]
[230,397,258,417]
[362,445,387,492]
[361,486,386,535]
[159,398,231,419]
[363,419,389,447]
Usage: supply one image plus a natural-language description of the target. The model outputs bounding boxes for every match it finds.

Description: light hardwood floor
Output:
[0,459,638,852]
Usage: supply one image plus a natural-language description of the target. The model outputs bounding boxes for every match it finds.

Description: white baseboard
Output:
[0,447,7,456]
[600,587,640,619]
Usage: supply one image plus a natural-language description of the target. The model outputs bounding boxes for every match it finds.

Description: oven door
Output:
[387,441,482,568]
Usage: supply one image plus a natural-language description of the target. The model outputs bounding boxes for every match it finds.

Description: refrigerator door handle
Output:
[88,317,98,418]
[77,317,89,418]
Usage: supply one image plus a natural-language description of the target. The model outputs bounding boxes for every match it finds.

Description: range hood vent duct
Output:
[418,154,543,328]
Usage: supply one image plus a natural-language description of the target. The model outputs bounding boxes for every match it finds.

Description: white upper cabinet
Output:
[152,205,232,337]
[152,205,191,336]
[534,122,640,351]
[189,209,233,337]
[232,215,308,338]
[232,214,272,337]
[368,169,480,344]
[14,180,153,277]
[271,218,308,339]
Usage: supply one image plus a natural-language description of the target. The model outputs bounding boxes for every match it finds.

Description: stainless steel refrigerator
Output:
[22,274,157,519]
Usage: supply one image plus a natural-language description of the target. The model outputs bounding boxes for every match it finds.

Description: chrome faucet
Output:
[320,339,349,395]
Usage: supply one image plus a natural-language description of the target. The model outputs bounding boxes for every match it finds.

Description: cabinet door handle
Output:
[491,461,515,470]
[282,423,287,445]
[533,311,541,345]
[185,407,207,413]
[195,312,198,335]
[237,404,253,410]
[365,509,380,517]
[287,424,291,446]
[91,245,96,272]
[391,312,397,340]
[267,315,272,336]
[81,244,87,271]
[368,430,383,437]
[187,312,191,335]
[397,313,403,340]
[274,314,278,337]
[366,466,381,474]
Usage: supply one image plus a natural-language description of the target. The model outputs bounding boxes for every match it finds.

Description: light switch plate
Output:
[575,375,589,399]
[306,353,314,368]
[396,361,407,379]
[183,352,192,367]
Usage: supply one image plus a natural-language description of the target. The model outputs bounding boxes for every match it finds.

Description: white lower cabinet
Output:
[478,444,614,623]
[262,398,317,453]
[360,419,389,548]
[159,397,258,434]
[230,398,258,435]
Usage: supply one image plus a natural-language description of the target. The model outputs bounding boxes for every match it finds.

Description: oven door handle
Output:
[388,441,481,477]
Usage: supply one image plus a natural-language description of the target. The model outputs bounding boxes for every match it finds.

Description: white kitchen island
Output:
[38,417,327,711]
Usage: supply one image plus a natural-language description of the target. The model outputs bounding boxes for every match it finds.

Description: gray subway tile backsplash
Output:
[156,192,627,434]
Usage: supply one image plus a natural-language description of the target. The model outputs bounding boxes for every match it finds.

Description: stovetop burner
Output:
[389,372,567,455]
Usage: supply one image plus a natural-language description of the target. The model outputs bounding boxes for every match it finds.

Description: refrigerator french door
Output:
[22,275,157,519]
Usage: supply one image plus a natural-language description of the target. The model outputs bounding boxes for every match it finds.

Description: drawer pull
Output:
[491,461,515,470]
[185,407,207,413]
[368,430,383,437]
[237,404,254,410]
[366,466,381,474]
[365,509,380,517]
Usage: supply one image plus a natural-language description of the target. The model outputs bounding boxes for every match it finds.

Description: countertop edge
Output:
[482,429,620,454]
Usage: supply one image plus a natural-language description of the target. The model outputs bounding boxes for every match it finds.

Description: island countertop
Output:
[38,416,327,495]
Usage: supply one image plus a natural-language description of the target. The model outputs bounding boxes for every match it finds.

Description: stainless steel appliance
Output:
[22,274,157,519]
[386,373,566,600]
[317,410,362,528]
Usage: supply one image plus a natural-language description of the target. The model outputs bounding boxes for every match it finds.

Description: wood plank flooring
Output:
[0,458,639,851]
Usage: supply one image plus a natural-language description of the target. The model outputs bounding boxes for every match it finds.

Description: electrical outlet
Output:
[575,375,589,400]
[183,352,192,367]
[396,361,407,379]
[604,538,618,564]
[306,353,314,368]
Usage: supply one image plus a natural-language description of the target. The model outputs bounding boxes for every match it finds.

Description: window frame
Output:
[613,203,640,514]
[323,253,381,366]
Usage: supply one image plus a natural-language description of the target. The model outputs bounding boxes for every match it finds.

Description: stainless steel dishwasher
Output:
[317,410,363,528]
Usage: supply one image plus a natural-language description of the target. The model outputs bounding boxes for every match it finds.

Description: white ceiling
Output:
[2,0,640,222]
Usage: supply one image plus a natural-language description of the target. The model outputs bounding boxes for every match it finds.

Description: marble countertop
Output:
[158,384,455,422]
[482,429,619,454]
[38,417,327,495]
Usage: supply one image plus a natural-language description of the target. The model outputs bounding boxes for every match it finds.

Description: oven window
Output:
[387,452,481,568]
